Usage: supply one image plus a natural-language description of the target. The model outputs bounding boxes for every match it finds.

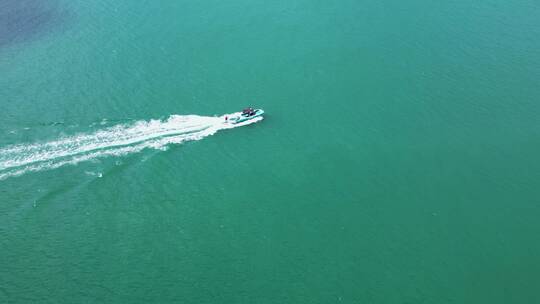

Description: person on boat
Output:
[242,108,255,116]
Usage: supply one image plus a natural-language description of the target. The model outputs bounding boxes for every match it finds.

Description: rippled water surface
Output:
[1,0,540,303]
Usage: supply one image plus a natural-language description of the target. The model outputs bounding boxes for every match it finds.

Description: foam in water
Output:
[0,113,262,180]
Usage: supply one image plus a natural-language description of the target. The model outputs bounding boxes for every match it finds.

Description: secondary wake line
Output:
[0,113,262,180]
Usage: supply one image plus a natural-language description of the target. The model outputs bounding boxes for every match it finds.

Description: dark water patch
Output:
[0,0,70,47]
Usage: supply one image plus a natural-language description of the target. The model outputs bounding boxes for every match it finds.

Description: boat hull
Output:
[231,109,264,124]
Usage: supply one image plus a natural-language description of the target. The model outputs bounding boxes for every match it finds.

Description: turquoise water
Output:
[1,0,540,302]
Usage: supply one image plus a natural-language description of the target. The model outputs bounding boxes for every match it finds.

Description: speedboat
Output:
[227,107,264,124]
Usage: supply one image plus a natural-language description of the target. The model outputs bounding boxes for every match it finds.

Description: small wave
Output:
[0,113,262,180]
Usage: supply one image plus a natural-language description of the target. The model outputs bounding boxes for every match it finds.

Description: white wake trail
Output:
[0,113,262,180]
